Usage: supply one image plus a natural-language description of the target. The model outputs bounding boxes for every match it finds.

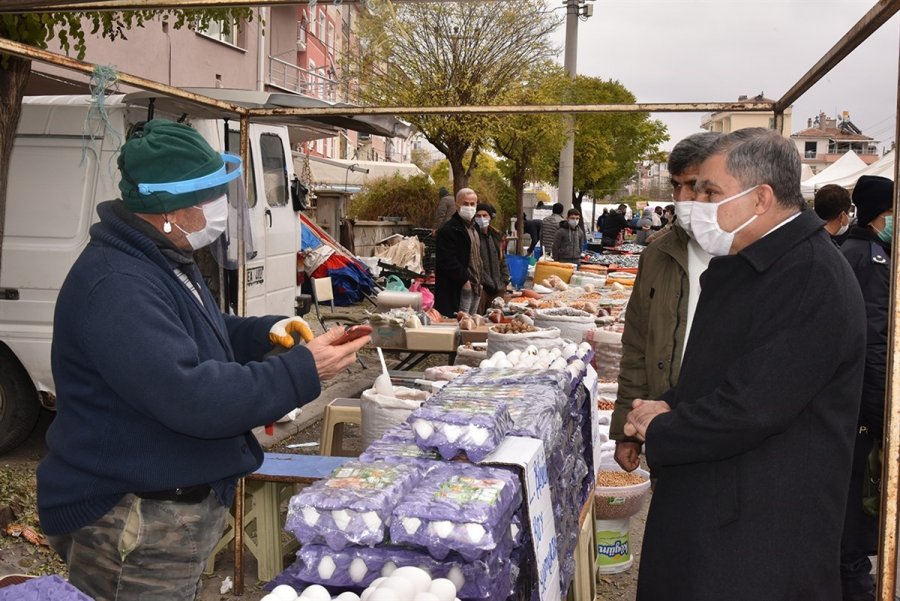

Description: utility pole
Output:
[558,0,592,210]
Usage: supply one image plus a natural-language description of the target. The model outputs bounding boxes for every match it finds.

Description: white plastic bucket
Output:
[595,517,633,574]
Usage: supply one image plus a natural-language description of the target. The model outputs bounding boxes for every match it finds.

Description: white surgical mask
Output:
[175,195,228,250]
[691,185,759,256]
[475,216,491,229]
[568,219,579,228]
[835,215,850,237]
[674,201,694,237]
[459,205,476,221]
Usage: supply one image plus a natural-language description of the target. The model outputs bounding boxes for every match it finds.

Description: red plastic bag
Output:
[409,280,435,311]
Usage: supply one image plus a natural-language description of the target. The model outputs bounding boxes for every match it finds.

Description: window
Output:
[318,67,326,98]
[200,19,240,47]
[327,21,335,53]
[307,59,316,96]
[260,133,288,208]
[318,9,326,40]
[804,141,816,159]
[227,131,257,208]
[297,18,307,46]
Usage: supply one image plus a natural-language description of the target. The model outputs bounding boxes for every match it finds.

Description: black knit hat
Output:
[853,175,894,226]
[118,119,225,214]
[476,203,496,217]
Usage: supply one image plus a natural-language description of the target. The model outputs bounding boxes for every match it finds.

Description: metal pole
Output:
[238,114,250,318]
[557,0,579,211]
[876,27,900,601]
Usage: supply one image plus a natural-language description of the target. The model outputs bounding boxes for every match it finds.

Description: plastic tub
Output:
[595,517,633,574]
[594,467,651,520]
[507,254,529,289]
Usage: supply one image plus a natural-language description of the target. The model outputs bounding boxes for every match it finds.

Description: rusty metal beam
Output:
[776,0,900,113]
[0,0,470,12]
[877,28,900,601]
[0,36,249,116]
[249,101,776,118]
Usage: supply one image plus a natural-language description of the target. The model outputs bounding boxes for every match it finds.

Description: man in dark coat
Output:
[601,203,628,247]
[434,188,480,316]
[626,129,866,601]
[839,175,893,601]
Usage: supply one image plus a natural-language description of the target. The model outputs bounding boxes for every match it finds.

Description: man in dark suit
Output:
[627,129,866,601]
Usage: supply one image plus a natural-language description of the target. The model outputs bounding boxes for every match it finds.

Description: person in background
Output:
[540,202,565,258]
[634,207,654,245]
[651,206,663,230]
[476,204,510,311]
[601,203,628,247]
[626,128,865,601]
[814,184,854,244]
[839,175,894,601]
[552,208,585,264]
[596,208,609,232]
[432,187,456,231]
[36,120,368,601]
[435,188,482,316]
[646,204,676,244]
[611,132,720,471]
[522,212,542,256]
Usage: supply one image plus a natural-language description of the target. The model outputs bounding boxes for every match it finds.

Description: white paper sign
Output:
[584,364,602,476]
[481,436,560,601]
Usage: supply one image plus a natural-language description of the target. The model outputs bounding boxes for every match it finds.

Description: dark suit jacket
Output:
[637,210,866,601]
[434,212,473,316]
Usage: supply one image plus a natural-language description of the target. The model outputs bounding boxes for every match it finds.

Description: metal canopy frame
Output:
[2,1,900,598]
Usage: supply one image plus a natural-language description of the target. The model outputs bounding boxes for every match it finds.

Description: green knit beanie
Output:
[118,119,225,214]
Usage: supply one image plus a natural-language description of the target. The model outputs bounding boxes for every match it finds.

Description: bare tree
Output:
[347,0,561,193]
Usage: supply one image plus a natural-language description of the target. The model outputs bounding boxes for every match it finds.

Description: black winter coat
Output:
[637,211,866,601]
[841,226,891,436]
[602,210,628,242]
[434,212,474,316]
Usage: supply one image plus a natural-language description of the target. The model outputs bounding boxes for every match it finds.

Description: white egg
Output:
[332,509,352,531]
[550,357,567,370]
[360,589,373,601]
[507,349,521,363]
[382,561,398,577]
[428,578,458,601]
[412,594,440,601]
[430,520,454,539]
[412,419,435,440]
[563,343,578,357]
[490,351,506,362]
[464,522,485,543]
[260,595,280,601]
[270,584,298,601]
[317,555,337,580]
[392,566,432,594]
[349,557,369,583]
[401,516,422,535]
[362,511,383,532]
[377,577,415,601]
[445,566,465,591]
[298,584,330,601]
[302,506,320,526]
[495,358,513,369]
[368,577,386,589]
[468,425,490,446]
[367,589,400,601]
[335,593,361,601]
[524,344,538,355]
[442,424,463,443]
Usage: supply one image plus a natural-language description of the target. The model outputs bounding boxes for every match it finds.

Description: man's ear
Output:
[755,184,776,214]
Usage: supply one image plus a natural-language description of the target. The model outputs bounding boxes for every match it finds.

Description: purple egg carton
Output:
[408,396,511,462]
[270,543,515,600]
[456,367,572,390]
[0,575,93,601]
[359,425,444,471]
[390,463,522,562]
[285,460,422,550]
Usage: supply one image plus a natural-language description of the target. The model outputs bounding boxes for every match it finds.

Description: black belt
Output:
[136,484,211,503]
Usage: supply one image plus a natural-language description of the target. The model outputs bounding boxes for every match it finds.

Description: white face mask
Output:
[674,201,694,237]
[691,185,759,256]
[475,216,491,229]
[835,215,850,237]
[568,219,580,228]
[175,195,228,250]
[459,205,476,221]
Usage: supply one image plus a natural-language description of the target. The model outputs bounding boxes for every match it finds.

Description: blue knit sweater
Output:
[37,201,320,536]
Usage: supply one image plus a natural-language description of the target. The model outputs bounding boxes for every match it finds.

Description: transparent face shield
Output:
[210,155,256,270]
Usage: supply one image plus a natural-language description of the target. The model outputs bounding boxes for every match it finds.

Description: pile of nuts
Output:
[490,322,538,334]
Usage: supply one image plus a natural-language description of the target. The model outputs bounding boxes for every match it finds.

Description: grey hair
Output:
[667,132,723,175]
[713,128,805,210]
[455,187,476,203]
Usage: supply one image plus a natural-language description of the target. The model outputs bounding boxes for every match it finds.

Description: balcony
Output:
[268,56,340,102]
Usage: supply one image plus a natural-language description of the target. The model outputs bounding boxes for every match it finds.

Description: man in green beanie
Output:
[37,120,369,601]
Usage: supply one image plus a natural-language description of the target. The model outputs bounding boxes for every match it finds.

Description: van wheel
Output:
[0,348,41,455]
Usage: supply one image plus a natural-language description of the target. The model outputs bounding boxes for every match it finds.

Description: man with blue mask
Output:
[839,174,894,601]
[626,128,866,601]
[37,120,368,601]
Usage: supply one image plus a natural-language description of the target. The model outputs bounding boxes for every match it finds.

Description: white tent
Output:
[801,150,867,200]
[817,150,896,194]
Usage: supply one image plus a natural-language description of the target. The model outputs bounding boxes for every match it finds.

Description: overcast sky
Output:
[553,0,899,152]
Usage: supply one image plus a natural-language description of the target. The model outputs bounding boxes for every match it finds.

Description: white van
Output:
[0,94,302,454]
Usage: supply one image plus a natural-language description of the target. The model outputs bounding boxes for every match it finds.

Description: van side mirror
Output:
[291,177,309,212]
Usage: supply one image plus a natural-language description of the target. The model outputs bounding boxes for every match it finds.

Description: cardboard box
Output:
[404,326,459,351]
[460,325,490,344]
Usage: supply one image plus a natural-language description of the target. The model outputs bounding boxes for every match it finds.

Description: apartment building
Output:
[790,111,880,175]
[701,93,793,135]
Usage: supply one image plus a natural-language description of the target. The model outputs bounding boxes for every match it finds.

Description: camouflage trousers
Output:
[48,491,227,601]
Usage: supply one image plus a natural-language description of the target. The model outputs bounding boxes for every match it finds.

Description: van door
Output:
[225,124,298,318]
